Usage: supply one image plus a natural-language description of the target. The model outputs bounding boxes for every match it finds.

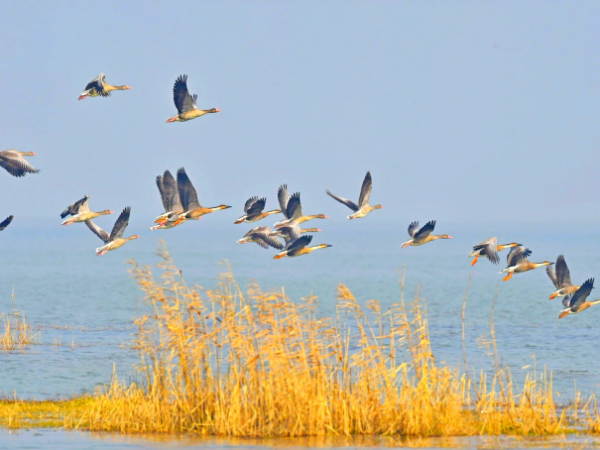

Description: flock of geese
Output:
[0,73,596,319]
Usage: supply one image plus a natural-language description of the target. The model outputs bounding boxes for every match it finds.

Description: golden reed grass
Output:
[3,240,600,437]
[0,289,38,353]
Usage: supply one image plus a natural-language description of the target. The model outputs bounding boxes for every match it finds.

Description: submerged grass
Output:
[2,240,600,438]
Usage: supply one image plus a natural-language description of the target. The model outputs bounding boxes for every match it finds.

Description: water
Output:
[2,429,600,450]
[2,219,600,401]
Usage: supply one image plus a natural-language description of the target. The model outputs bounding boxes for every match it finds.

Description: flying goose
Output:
[547,255,580,300]
[234,197,281,224]
[468,238,520,266]
[499,246,553,282]
[273,185,328,229]
[0,150,39,177]
[78,73,131,100]
[237,226,284,250]
[152,170,185,230]
[86,207,140,256]
[60,195,113,226]
[401,221,452,248]
[172,168,231,226]
[273,235,332,259]
[326,171,382,219]
[166,75,220,123]
[558,278,598,319]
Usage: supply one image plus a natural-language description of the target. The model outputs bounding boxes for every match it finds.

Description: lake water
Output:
[1,220,600,406]
[2,429,600,450]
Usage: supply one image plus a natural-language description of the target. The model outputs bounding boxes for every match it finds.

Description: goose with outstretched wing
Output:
[78,73,131,100]
[401,220,452,248]
[234,196,281,224]
[499,246,553,282]
[152,170,185,230]
[547,255,580,300]
[86,207,140,256]
[326,171,382,219]
[558,278,598,319]
[237,226,283,250]
[0,150,39,178]
[273,189,328,229]
[468,237,520,266]
[172,167,231,226]
[166,75,220,123]
[61,194,113,226]
[273,235,332,259]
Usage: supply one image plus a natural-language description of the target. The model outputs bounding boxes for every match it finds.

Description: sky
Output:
[1,1,599,230]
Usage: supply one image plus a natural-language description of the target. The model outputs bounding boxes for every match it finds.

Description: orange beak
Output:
[471,256,478,266]
[173,217,184,227]
[558,311,570,319]
[78,95,87,101]
[273,253,286,260]
[549,293,558,300]
[502,272,513,282]
[166,116,178,123]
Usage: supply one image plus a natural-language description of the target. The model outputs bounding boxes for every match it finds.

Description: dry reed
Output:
[2,241,600,438]
[0,289,39,352]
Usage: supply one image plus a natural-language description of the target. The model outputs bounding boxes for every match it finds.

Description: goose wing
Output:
[156,175,167,210]
[109,207,131,241]
[286,234,312,252]
[277,184,291,219]
[162,170,182,212]
[176,167,201,210]
[173,75,196,114]
[60,195,90,218]
[407,221,419,238]
[414,220,436,239]
[569,278,594,311]
[85,219,110,243]
[247,197,266,217]
[555,255,573,288]
[85,73,110,97]
[253,232,284,250]
[286,192,303,219]
[243,226,264,238]
[507,246,531,267]
[0,215,14,231]
[547,265,559,289]
[473,237,500,265]
[0,150,40,178]
[357,171,372,208]
[244,196,259,213]
[326,190,359,212]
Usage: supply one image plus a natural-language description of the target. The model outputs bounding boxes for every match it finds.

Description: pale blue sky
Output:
[1,1,599,229]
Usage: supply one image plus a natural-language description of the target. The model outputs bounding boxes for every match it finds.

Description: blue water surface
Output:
[1,219,599,399]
